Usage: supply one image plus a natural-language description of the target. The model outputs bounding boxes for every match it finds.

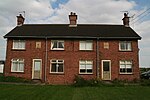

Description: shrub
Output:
[0,75,32,83]
[73,75,98,87]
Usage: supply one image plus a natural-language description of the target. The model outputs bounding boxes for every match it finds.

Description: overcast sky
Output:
[0,0,150,67]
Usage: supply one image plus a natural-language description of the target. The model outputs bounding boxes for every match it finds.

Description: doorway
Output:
[32,59,42,79]
[102,60,111,80]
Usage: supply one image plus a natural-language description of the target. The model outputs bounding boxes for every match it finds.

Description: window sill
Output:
[79,73,93,75]
[11,71,24,73]
[50,49,65,51]
[119,73,133,75]
[12,49,26,51]
[119,50,133,52]
[79,50,94,52]
[50,72,64,75]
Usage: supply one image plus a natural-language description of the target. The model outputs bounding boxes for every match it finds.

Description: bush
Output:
[0,75,32,83]
[73,75,98,87]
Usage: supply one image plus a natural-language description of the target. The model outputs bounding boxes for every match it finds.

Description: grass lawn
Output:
[0,84,150,100]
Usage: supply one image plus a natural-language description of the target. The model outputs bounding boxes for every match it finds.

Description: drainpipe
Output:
[96,38,100,80]
[45,37,48,82]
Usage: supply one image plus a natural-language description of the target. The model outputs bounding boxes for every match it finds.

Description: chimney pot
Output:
[122,13,130,27]
[17,14,25,26]
[69,12,77,27]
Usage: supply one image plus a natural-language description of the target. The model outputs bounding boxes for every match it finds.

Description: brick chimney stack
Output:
[69,12,77,27]
[17,14,25,26]
[122,13,130,27]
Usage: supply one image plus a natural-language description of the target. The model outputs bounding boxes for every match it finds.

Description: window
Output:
[79,41,93,50]
[119,41,131,51]
[11,59,24,72]
[120,61,132,74]
[104,42,109,49]
[50,60,64,73]
[79,60,93,74]
[51,40,64,50]
[13,40,25,49]
[36,42,41,49]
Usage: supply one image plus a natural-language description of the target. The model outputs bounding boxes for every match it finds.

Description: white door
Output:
[32,59,42,79]
[102,60,111,80]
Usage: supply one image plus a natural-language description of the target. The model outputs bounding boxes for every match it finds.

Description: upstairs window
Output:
[50,60,64,73]
[79,41,93,50]
[119,41,131,51]
[11,59,24,72]
[104,42,109,49]
[120,60,132,74]
[13,40,25,50]
[79,60,93,74]
[51,40,64,50]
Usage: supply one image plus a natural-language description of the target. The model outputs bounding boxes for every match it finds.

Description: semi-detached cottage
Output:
[4,12,141,84]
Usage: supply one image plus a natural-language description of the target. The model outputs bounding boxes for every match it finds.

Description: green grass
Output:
[0,84,150,100]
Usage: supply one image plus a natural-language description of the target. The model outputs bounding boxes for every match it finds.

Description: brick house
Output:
[4,12,141,84]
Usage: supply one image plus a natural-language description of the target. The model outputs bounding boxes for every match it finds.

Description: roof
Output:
[4,24,141,40]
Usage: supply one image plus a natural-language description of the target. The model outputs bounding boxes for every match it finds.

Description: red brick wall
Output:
[99,40,140,81]
[4,39,140,84]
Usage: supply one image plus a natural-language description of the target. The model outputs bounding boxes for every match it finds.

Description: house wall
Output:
[99,40,140,81]
[4,39,140,84]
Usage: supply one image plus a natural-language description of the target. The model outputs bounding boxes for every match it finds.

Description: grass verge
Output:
[0,84,150,100]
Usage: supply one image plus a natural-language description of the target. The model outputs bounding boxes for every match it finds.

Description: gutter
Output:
[4,35,141,40]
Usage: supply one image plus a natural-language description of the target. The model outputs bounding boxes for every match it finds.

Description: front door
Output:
[102,60,111,80]
[32,59,42,79]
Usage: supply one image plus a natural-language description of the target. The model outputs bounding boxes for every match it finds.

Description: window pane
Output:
[120,61,125,64]
[80,69,86,73]
[86,42,92,50]
[127,68,132,73]
[58,64,63,72]
[58,42,64,48]
[34,61,41,71]
[103,62,109,71]
[86,64,92,69]
[51,64,56,72]
[127,42,131,50]
[120,68,126,73]
[120,42,125,50]
[120,64,125,68]
[80,64,85,69]
[52,41,57,49]
[80,42,85,50]
[126,64,132,68]
[87,69,92,73]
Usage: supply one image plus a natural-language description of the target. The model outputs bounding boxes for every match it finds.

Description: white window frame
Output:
[51,40,64,50]
[79,41,93,50]
[79,60,93,74]
[119,60,133,74]
[12,40,25,50]
[119,41,132,51]
[50,59,64,73]
[11,59,24,72]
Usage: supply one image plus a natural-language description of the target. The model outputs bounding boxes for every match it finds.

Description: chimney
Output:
[122,13,130,27]
[17,14,25,26]
[69,12,77,27]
